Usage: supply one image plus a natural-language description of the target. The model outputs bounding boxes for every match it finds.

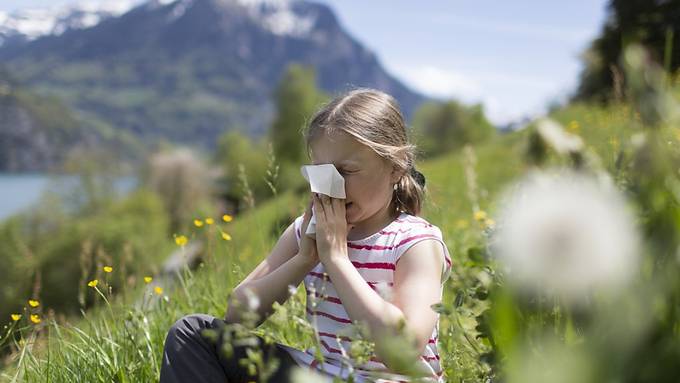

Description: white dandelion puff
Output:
[491,170,640,303]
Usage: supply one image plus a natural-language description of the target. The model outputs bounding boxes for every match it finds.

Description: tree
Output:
[269,64,324,167]
[576,0,680,101]
[215,130,269,209]
[411,100,495,157]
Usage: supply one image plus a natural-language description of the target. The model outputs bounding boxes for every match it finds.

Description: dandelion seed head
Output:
[491,170,640,303]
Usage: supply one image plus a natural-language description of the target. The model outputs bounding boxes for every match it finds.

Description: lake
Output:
[0,174,136,221]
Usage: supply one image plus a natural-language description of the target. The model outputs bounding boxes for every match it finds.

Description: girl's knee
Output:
[167,313,217,341]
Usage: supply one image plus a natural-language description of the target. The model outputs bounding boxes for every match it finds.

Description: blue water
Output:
[0,174,136,221]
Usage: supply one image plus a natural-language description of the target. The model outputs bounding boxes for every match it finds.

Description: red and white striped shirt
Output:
[279,212,452,383]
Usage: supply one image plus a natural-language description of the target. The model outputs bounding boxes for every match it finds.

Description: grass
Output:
[0,100,658,382]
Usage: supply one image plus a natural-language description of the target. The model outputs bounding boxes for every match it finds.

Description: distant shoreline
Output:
[0,173,136,221]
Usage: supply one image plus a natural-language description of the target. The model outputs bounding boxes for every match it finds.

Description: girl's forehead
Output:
[310,130,368,163]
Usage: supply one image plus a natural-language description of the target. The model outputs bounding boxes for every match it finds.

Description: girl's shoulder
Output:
[390,213,443,237]
[393,213,435,227]
[391,213,452,282]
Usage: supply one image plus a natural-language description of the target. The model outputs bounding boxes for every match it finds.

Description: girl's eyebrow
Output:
[311,160,359,167]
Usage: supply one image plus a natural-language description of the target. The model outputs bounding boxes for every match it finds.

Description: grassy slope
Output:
[0,102,639,382]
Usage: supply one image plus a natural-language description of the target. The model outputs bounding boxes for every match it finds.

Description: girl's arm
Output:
[225,202,318,326]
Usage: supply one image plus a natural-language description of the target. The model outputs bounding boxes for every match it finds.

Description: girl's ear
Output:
[390,164,405,184]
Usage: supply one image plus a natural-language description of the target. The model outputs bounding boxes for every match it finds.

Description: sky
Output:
[1,0,610,125]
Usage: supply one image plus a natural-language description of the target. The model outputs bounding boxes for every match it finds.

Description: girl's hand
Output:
[312,193,353,263]
[297,197,319,265]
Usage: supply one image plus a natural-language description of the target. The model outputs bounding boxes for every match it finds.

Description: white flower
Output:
[491,170,640,303]
[536,118,584,154]
[243,288,260,311]
[288,284,297,296]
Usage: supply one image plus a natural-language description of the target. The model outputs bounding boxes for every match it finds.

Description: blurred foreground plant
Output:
[483,44,680,383]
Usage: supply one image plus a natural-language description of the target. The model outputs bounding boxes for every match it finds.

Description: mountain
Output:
[0,70,87,172]
[0,0,426,149]
[0,70,144,172]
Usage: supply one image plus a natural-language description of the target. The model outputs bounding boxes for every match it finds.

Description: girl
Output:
[160,89,452,383]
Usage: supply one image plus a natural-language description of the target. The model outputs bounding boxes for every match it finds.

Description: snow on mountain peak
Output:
[0,1,137,44]
[233,0,315,38]
[0,0,317,45]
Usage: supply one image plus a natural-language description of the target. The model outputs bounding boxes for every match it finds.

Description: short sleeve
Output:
[293,214,305,249]
[393,224,453,284]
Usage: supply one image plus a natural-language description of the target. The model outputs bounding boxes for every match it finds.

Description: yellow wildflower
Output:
[205,218,214,225]
[88,279,98,288]
[222,214,233,222]
[567,120,580,133]
[194,219,204,227]
[11,314,21,321]
[473,210,487,222]
[30,315,41,324]
[144,276,153,284]
[174,235,188,247]
[154,286,163,295]
[609,137,619,150]
[28,300,39,308]
[221,231,232,241]
[103,266,113,273]
[484,218,496,228]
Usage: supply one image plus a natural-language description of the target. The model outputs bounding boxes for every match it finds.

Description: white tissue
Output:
[300,164,346,237]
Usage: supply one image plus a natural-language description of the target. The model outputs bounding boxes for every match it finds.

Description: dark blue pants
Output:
[160,314,298,383]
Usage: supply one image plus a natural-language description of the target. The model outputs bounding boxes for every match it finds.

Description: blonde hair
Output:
[304,88,425,216]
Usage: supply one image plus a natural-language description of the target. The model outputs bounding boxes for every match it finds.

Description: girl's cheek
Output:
[343,178,354,196]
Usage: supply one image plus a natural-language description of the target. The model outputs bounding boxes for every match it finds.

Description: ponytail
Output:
[394,167,426,216]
